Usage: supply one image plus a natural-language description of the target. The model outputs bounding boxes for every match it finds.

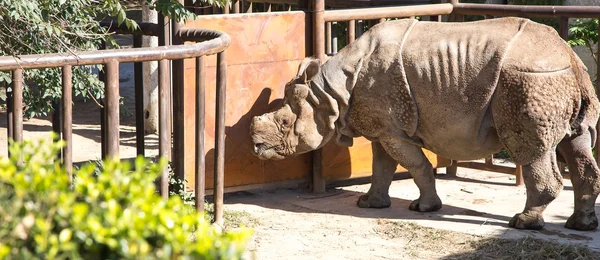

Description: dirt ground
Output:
[226,167,600,260]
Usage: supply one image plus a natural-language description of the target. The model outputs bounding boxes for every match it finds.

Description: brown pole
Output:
[158,13,171,199]
[214,51,226,224]
[559,16,569,41]
[4,82,12,155]
[195,56,206,212]
[172,7,186,183]
[159,59,171,199]
[326,22,332,55]
[133,35,145,157]
[62,65,73,187]
[99,41,107,159]
[348,20,356,44]
[596,19,600,166]
[105,60,120,159]
[233,0,240,13]
[515,164,524,186]
[312,0,326,193]
[224,3,230,14]
[12,69,23,144]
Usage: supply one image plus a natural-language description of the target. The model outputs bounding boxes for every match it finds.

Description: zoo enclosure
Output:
[187,0,600,190]
[2,0,599,222]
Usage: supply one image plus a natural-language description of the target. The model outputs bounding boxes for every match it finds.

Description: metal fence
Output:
[0,20,230,222]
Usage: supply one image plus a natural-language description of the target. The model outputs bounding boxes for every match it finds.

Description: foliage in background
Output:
[568,18,599,83]
[0,137,251,259]
[0,0,228,119]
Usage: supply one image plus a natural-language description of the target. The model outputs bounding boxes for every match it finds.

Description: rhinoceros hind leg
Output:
[508,150,562,230]
[357,142,396,208]
[557,132,600,231]
[379,135,442,212]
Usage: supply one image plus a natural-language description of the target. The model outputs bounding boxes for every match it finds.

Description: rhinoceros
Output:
[249,17,600,231]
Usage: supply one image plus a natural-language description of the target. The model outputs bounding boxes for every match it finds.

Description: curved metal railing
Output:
[0,24,230,222]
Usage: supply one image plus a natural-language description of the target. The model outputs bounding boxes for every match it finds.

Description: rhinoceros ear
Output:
[296,57,321,83]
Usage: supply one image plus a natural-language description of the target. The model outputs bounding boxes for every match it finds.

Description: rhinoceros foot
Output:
[565,211,598,231]
[508,212,545,230]
[408,196,442,212]
[357,194,391,208]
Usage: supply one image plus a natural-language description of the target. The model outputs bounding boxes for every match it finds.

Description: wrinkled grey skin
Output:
[250,17,600,231]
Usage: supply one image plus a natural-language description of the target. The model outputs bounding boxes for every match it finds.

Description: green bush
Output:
[0,137,251,259]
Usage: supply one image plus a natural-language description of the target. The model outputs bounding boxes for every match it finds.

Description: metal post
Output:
[172,14,186,183]
[332,22,338,54]
[559,16,569,41]
[233,0,240,13]
[596,19,600,166]
[326,22,332,55]
[51,99,61,160]
[159,59,171,199]
[62,65,73,187]
[12,69,23,145]
[348,20,355,45]
[515,165,524,186]
[158,13,171,199]
[4,82,12,155]
[264,3,271,12]
[134,35,145,157]
[98,41,107,159]
[195,56,206,212]
[105,60,120,159]
[214,52,227,224]
[312,0,326,193]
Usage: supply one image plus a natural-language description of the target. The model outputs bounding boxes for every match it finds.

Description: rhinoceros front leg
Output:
[379,136,442,212]
[557,132,600,231]
[508,150,563,230]
[357,142,398,208]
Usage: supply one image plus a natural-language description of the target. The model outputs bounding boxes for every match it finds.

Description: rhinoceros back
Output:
[400,18,530,157]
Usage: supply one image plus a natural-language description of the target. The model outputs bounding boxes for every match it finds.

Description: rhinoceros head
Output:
[250,57,340,160]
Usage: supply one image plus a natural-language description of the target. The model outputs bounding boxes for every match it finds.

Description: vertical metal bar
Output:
[348,20,355,45]
[105,60,120,159]
[332,22,338,54]
[159,59,171,199]
[379,18,386,23]
[158,13,171,198]
[172,6,186,184]
[446,160,457,177]
[214,52,227,224]
[264,3,271,12]
[62,65,73,187]
[559,16,569,41]
[98,41,107,159]
[233,0,240,13]
[515,164,524,186]
[484,155,493,165]
[357,20,364,38]
[312,0,326,193]
[223,3,230,14]
[596,19,600,166]
[4,82,12,155]
[326,22,332,55]
[134,35,145,157]
[244,1,252,13]
[195,56,206,213]
[12,69,23,145]
[51,99,62,160]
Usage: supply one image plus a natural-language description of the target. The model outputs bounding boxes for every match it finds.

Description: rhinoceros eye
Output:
[282,119,289,126]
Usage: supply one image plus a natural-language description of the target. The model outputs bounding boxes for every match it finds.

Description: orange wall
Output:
[183,12,449,190]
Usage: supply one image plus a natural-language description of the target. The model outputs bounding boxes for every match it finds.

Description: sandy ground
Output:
[227,167,600,259]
